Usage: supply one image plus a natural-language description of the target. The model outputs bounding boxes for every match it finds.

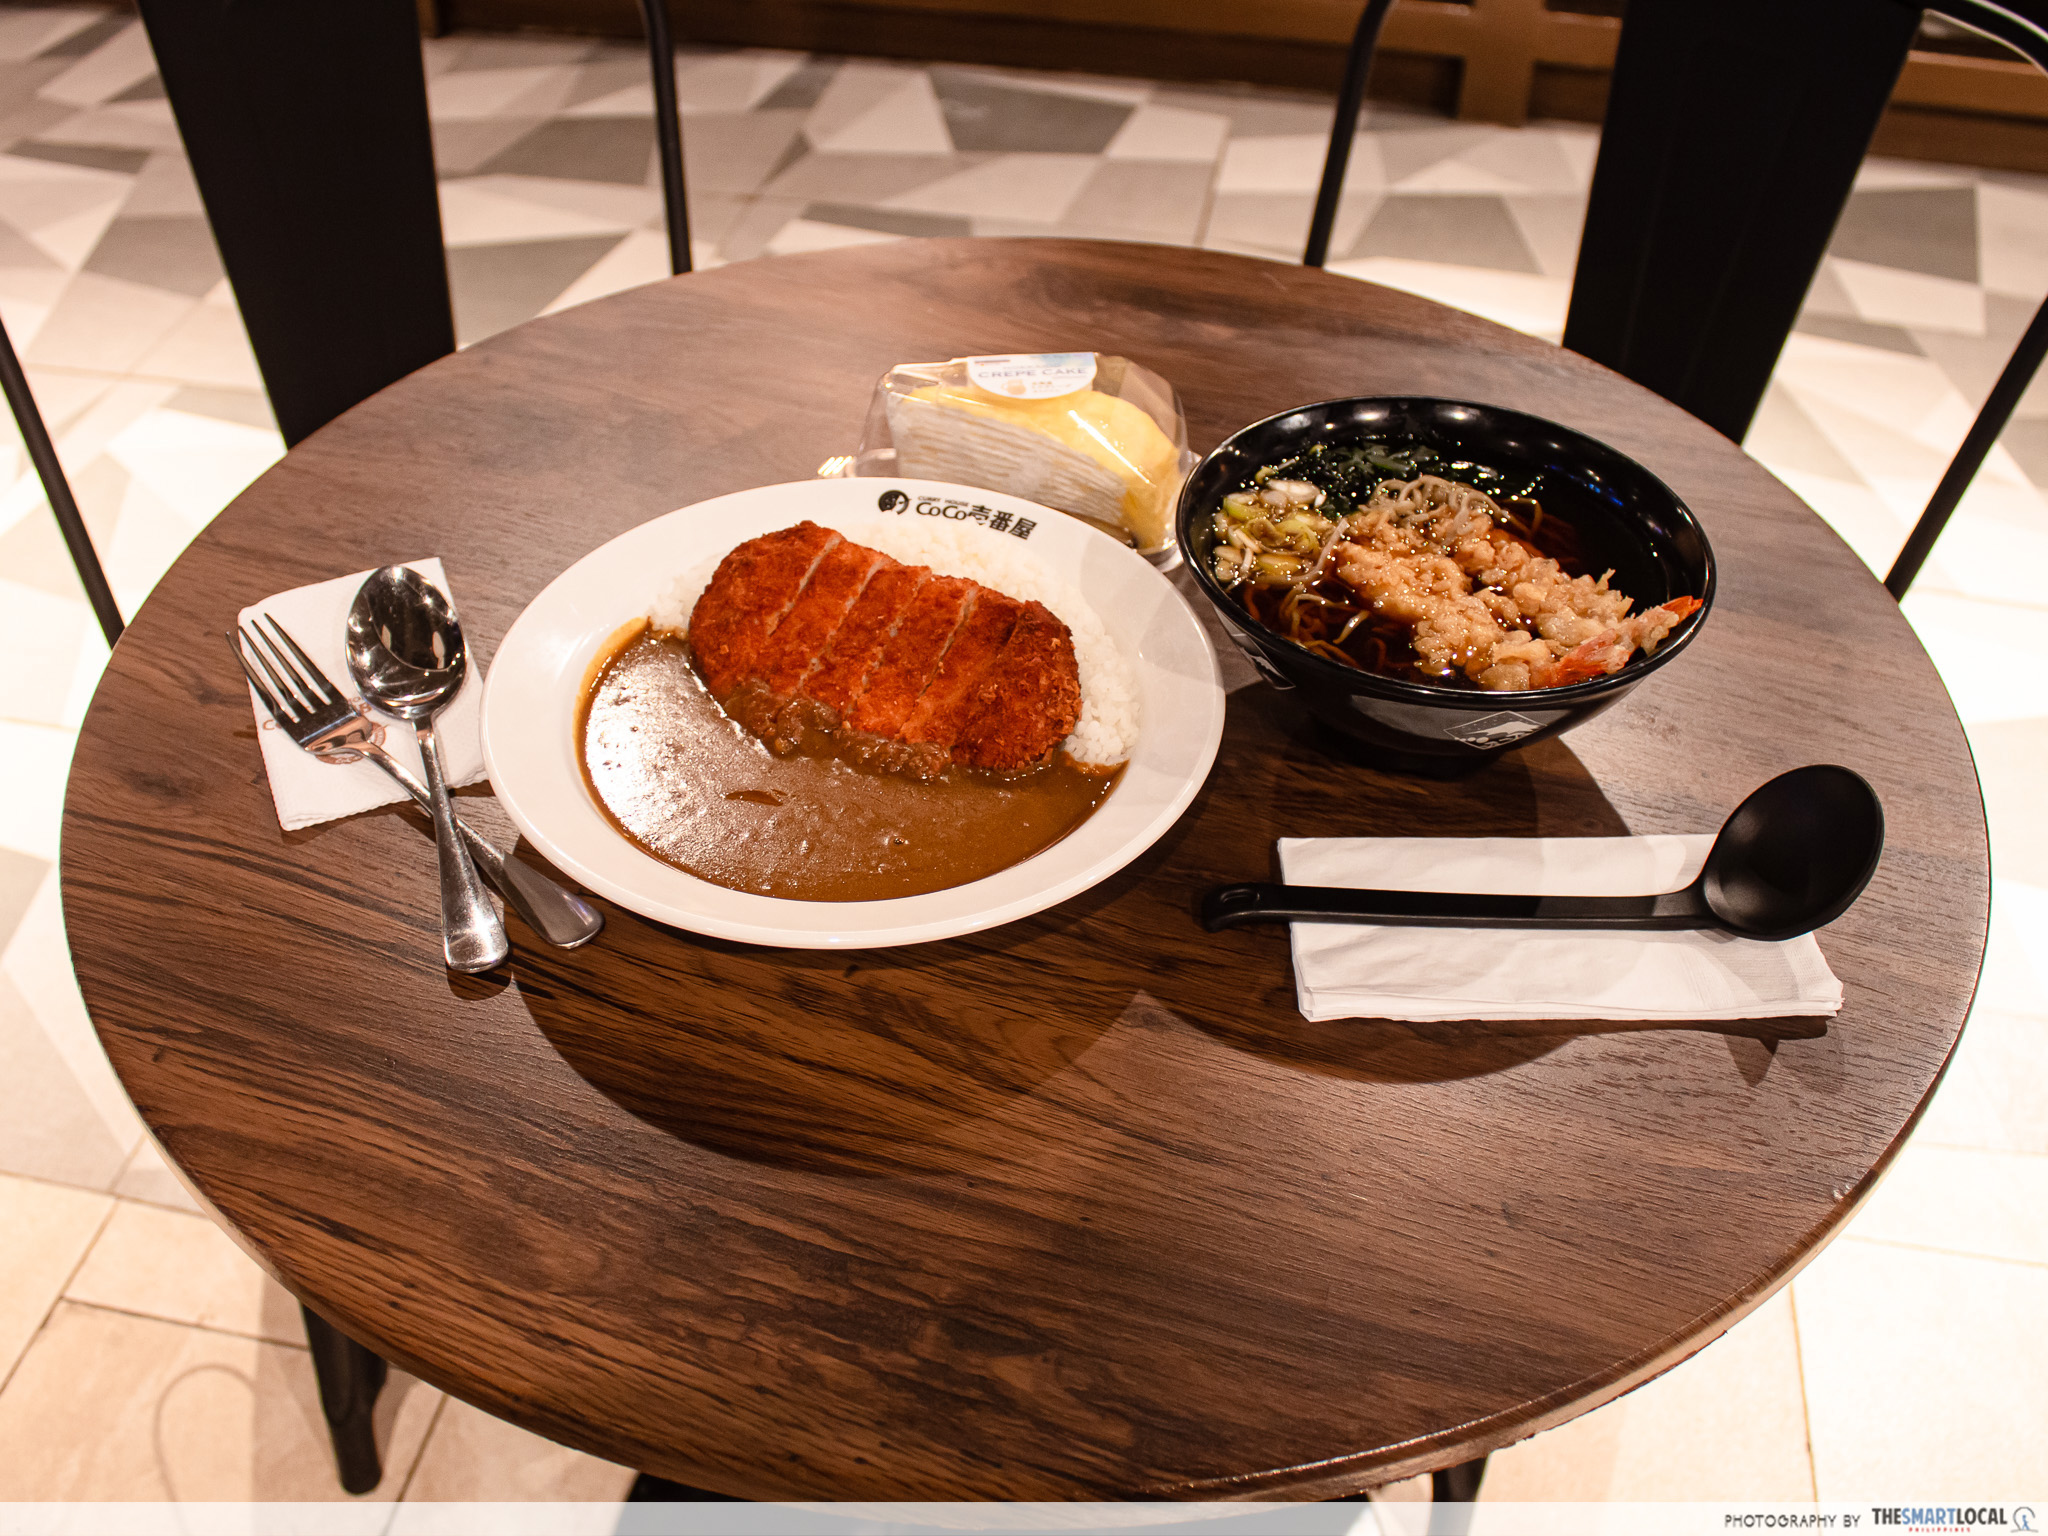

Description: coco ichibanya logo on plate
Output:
[876,488,1035,539]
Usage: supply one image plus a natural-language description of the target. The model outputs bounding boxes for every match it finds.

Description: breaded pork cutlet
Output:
[846,576,974,738]
[752,541,887,699]
[900,590,1023,747]
[686,526,1083,774]
[687,522,839,697]
[953,601,1082,770]
[804,563,926,718]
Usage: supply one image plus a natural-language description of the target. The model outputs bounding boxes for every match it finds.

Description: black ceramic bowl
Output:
[1178,397,1716,774]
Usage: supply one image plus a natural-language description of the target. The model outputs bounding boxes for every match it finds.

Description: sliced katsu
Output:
[752,540,887,699]
[955,601,1084,770]
[679,523,1081,774]
[804,563,927,715]
[846,576,975,739]
[687,521,840,698]
[900,590,1024,746]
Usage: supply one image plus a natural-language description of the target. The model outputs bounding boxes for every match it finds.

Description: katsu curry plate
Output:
[481,478,1225,948]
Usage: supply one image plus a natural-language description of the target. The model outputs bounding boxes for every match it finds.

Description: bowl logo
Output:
[1446,712,1542,749]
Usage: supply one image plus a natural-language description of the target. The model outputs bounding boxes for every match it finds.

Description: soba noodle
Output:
[1211,446,1700,693]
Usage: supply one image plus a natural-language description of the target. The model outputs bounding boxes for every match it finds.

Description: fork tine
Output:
[239,622,310,716]
[227,629,292,723]
[249,613,325,709]
[257,613,343,706]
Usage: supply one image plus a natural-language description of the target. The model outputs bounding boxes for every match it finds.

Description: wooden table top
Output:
[61,239,1987,1501]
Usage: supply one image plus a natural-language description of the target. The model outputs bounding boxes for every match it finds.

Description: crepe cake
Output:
[687,521,1083,776]
[884,384,1180,549]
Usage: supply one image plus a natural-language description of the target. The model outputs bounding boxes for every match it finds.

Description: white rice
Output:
[650,521,1139,768]
[648,580,692,642]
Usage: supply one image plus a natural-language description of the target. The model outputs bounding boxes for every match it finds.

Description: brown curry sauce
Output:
[576,623,1122,902]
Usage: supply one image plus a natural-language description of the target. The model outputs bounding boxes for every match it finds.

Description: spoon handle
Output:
[415,721,510,973]
[356,743,603,949]
[1199,882,1714,932]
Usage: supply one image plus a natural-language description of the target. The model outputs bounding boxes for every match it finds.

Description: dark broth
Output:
[577,628,1122,902]
[1225,436,1585,688]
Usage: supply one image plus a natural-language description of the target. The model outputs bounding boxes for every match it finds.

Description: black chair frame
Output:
[0,316,122,645]
[8,0,697,665]
[1303,0,2048,599]
[639,0,693,275]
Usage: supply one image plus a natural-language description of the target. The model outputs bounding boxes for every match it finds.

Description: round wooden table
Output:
[62,240,1987,1501]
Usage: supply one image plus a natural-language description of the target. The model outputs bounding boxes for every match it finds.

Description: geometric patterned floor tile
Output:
[0,846,48,951]
[480,116,654,185]
[79,210,220,295]
[161,383,275,432]
[795,200,968,239]
[1793,311,1925,356]
[5,3,2048,1510]
[447,233,628,346]
[0,503,92,600]
[1063,160,1213,243]
[678,108,807,196]
[0,1302,441,1501]
[0,10,106,65]
[0,971,135,1189]
[931,68,1134,153]
[1829,185,1981,282]
[1994,415,2048,484]
[1353,191,1542,272]
[11,138,142,174]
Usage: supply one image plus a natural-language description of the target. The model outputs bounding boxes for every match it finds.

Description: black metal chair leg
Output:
[627,1473,746,1501]
[1427,1453,1487,1535]
[1302,0,1395,268]
[1562,0,1920,444]
[1885,287,2048,598]
[137,0,453,447]
[0,315,122,646]
[638,0,692,275]
[302,1305,389,1495]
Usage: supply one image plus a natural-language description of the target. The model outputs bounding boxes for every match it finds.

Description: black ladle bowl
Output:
[1200,765,1884,942]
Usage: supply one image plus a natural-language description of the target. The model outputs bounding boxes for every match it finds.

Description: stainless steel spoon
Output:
[346,566,509,974]
[228,617,601,950]
[315,735,602,952]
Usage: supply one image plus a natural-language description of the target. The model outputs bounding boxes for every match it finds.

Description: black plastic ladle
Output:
[1200,764,1884,942]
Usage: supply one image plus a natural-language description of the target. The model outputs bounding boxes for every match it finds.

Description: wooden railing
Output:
[1024,0,2048,127]
[1381,0,1620,123]
[432,0,2048,152]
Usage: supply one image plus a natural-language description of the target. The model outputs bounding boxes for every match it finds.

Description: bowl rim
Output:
[1176,394,1718,706]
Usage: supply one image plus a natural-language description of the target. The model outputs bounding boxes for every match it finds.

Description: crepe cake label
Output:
[1444,711,1543,748]
[964,352,1096,400]
[875,488,1037,539]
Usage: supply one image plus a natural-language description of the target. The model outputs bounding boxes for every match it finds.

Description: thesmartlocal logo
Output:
[1870,1509,2035,1532]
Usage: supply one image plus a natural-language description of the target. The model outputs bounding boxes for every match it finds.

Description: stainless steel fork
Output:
[231,617,603,950]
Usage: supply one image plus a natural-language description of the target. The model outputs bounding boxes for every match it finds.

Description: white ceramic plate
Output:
[481,478,1224,949]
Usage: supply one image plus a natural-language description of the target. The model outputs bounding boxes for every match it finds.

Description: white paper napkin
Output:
[1277,834,1844,1023]
[237,559,486,831]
